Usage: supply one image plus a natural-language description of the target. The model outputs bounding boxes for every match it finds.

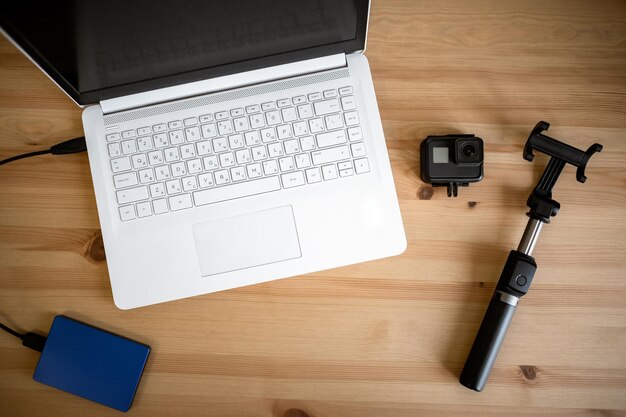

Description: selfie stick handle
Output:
[459,121,602,392]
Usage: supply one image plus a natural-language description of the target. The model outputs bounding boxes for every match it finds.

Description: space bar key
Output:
[193,176,281,206]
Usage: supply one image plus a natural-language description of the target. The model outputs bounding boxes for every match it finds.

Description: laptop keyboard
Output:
[105,86,370,221]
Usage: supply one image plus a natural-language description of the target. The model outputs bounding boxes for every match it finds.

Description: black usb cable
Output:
[0,137,87,166]
[0,322,47,352]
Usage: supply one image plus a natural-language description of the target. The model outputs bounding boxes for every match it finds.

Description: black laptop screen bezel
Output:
[0,0,369,106]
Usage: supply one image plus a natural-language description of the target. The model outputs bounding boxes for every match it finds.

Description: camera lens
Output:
[461,143,477,158]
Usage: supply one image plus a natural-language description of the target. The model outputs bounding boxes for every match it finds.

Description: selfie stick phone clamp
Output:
[459,121,602,392]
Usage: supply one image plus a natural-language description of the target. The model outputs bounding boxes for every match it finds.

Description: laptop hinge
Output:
[100,53,347,115]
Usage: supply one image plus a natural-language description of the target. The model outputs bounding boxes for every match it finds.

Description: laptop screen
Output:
[0,0,368,105]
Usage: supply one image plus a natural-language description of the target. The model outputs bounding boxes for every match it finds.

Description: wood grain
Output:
[1,1,625,416]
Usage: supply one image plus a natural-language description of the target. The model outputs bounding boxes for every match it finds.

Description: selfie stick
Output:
[459,121,602,391]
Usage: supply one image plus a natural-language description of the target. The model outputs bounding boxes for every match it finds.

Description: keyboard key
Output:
[308,92,323,101]
[230,166,246,182]
[139,168,155,184]
[168,120,183,129]
[154,165,171,180]
[108,143,121,158]
[137,127,152,136]
[198,172,215,188]
[276,98,289,108]
[153,198,168,214]
[252,145,268,161]
[244,131,261,146]
[169,130,185,145]
[323,89,338,98]
[180,144,196,159]
[297,104,314,119]
[233,117,250,132]
[194,176,281,206]
[351,142,367,157]
[136,201,152,218]
[203,155,219,170]
[196,140,212,156]
[266,110,281,126]
[316,130,347,148]
[199,114,214,123]
[119,205,136,221]
[300,136,315,151]
[341,96,356,110]
[295,153,311,169]
[182,176,198,191]
[313,98,340,115]
[111,156,132,173]
[339,86,354,95]
[322,164,338,180]
[347,127,363,142]
[150,182,165,197]
[166,179,182,194]
[354,158,370,174]
[339,168,355,177]
[228,134,244,149]
[292,95,306,105]
[212,137,228,152]
[284,139,301,155]
[122,139,137,155]
[153,123,167,132]
[217,120,234,135]
[293,121,309,136]
[122,130,136,139]
[230,108,244,117]
[235,148,252,164]
[113,172,138,189]
[309,118,325,133]
[246,104,260,114]
[268,142,284,158]
[263,160,279,175]
[137,136,153,152]
[281,171,305,188]
[325,113,344,130]
[184,117,198,126]
[106,132,121,142]
[277,124,292,140]
[148,150,164,165]
[201,123,218,138]
[261,102,276,111]
[117,186,149,204]
[169,193,192,211]
[184,126,201,141]
[214,169,230,185]
[344,111,360,126]
[164,147,180,162]
[261,127,277,143]
[250,114,265,129]
[312,145,350,165]
[279,156,295,172]
[219,152,235,167]
[171,162,187,177]
[246,163,263,178]
[153,133,169,148]
[215,111,229,120]
[187,159,203,173]
[132,153,148,168]
[281,107,297,122]
[305,167,322,183]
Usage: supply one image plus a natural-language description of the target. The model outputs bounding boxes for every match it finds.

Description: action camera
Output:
[420,134,484,196]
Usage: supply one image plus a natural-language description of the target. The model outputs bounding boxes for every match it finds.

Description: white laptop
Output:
[1,0,406,309]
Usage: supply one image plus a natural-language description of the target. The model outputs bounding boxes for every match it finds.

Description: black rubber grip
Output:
[459,293,516,391]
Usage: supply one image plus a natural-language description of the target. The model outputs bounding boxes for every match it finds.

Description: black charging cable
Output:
[0,322,47,352]
[0,137,87,166]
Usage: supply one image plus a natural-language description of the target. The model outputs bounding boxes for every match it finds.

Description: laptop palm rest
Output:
[192,205,302,276]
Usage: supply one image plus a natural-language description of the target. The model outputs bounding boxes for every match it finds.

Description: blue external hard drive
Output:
[33,315,150,412]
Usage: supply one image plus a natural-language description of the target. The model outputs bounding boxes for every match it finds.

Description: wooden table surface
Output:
[1,1,625,416]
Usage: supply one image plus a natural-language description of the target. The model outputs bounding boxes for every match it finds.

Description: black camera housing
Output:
[420,134,484,196]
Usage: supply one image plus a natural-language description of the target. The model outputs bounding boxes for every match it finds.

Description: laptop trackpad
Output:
[192,205,301,276]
